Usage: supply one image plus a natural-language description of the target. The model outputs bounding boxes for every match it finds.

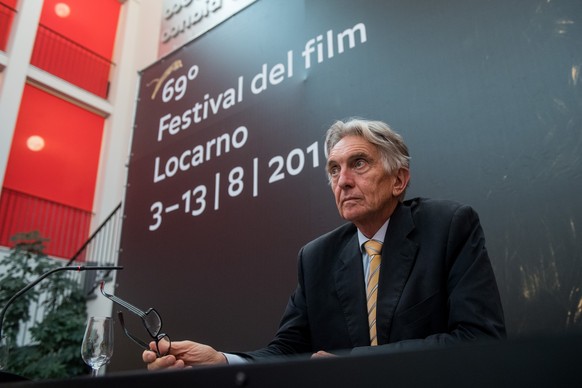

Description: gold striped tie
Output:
[364,239,383,346]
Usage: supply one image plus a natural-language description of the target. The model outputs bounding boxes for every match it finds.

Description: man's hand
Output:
[311,350,336,358]
[143,340,227,371]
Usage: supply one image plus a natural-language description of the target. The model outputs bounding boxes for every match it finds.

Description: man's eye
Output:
[329,166,340,176]
[354,159,367,169]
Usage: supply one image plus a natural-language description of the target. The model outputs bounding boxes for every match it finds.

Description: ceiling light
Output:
[55,3,71,18]
[27,135,45,152]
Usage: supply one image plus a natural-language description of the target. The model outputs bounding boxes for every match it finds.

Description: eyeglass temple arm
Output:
[100,282,147,318]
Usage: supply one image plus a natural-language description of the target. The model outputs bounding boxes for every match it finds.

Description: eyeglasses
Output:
[100,282,171,357]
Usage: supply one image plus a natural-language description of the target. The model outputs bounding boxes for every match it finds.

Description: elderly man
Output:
[144,118,506,369]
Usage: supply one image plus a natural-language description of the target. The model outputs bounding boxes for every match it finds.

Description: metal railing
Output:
[66,202,123,295]
[0,2,114,96]
[0,2,16,52]
[0,188,93,259]
[30,24,115,98]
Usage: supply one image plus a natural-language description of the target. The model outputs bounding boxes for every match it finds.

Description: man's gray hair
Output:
[325,118,411,176]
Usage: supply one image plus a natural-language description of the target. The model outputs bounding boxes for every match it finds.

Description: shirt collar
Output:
[357,218,390,252]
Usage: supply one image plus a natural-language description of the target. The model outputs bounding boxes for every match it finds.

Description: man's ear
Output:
[392,168,410,197]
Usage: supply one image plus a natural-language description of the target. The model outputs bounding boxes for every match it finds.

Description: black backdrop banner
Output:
[113,0,582,371]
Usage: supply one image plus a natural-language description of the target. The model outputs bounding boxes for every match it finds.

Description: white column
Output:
[91,0,161,226]
[87,0,162,319]
[0,0,44,189]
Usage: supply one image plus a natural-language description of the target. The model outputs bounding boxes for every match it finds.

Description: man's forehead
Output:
[328,136,376,161]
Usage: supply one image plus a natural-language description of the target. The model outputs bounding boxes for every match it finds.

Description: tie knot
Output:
[364,240,383,257]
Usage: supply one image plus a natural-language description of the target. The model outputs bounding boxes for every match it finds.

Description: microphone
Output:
[0,265,123,341]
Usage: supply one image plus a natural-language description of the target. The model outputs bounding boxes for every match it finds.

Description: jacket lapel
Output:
[333,231,370,347]
[376,202,419,344]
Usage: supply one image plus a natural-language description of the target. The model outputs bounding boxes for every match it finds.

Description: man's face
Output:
[326,135,407,234]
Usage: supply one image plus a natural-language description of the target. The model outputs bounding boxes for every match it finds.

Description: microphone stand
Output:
[0,265,123,341]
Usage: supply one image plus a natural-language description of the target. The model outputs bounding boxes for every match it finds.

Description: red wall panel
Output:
[3,84,104,211]
[39,0,121,60]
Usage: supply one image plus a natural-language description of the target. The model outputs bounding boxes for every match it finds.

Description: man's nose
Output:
[337,168,354,188]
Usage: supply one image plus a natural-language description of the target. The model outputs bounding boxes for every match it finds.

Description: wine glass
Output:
[81,316,114,377]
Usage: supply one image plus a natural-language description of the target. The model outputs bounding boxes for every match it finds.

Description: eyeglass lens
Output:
[142,308,162,337]
[118,311,171,357]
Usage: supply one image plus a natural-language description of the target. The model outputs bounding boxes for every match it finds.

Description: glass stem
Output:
[92,367,100,377]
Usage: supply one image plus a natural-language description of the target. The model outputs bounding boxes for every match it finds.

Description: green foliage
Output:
[0,232,54,344]
[0,231,89,379]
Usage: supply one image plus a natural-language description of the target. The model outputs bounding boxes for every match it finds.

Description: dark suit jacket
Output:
[244,198,506,360]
